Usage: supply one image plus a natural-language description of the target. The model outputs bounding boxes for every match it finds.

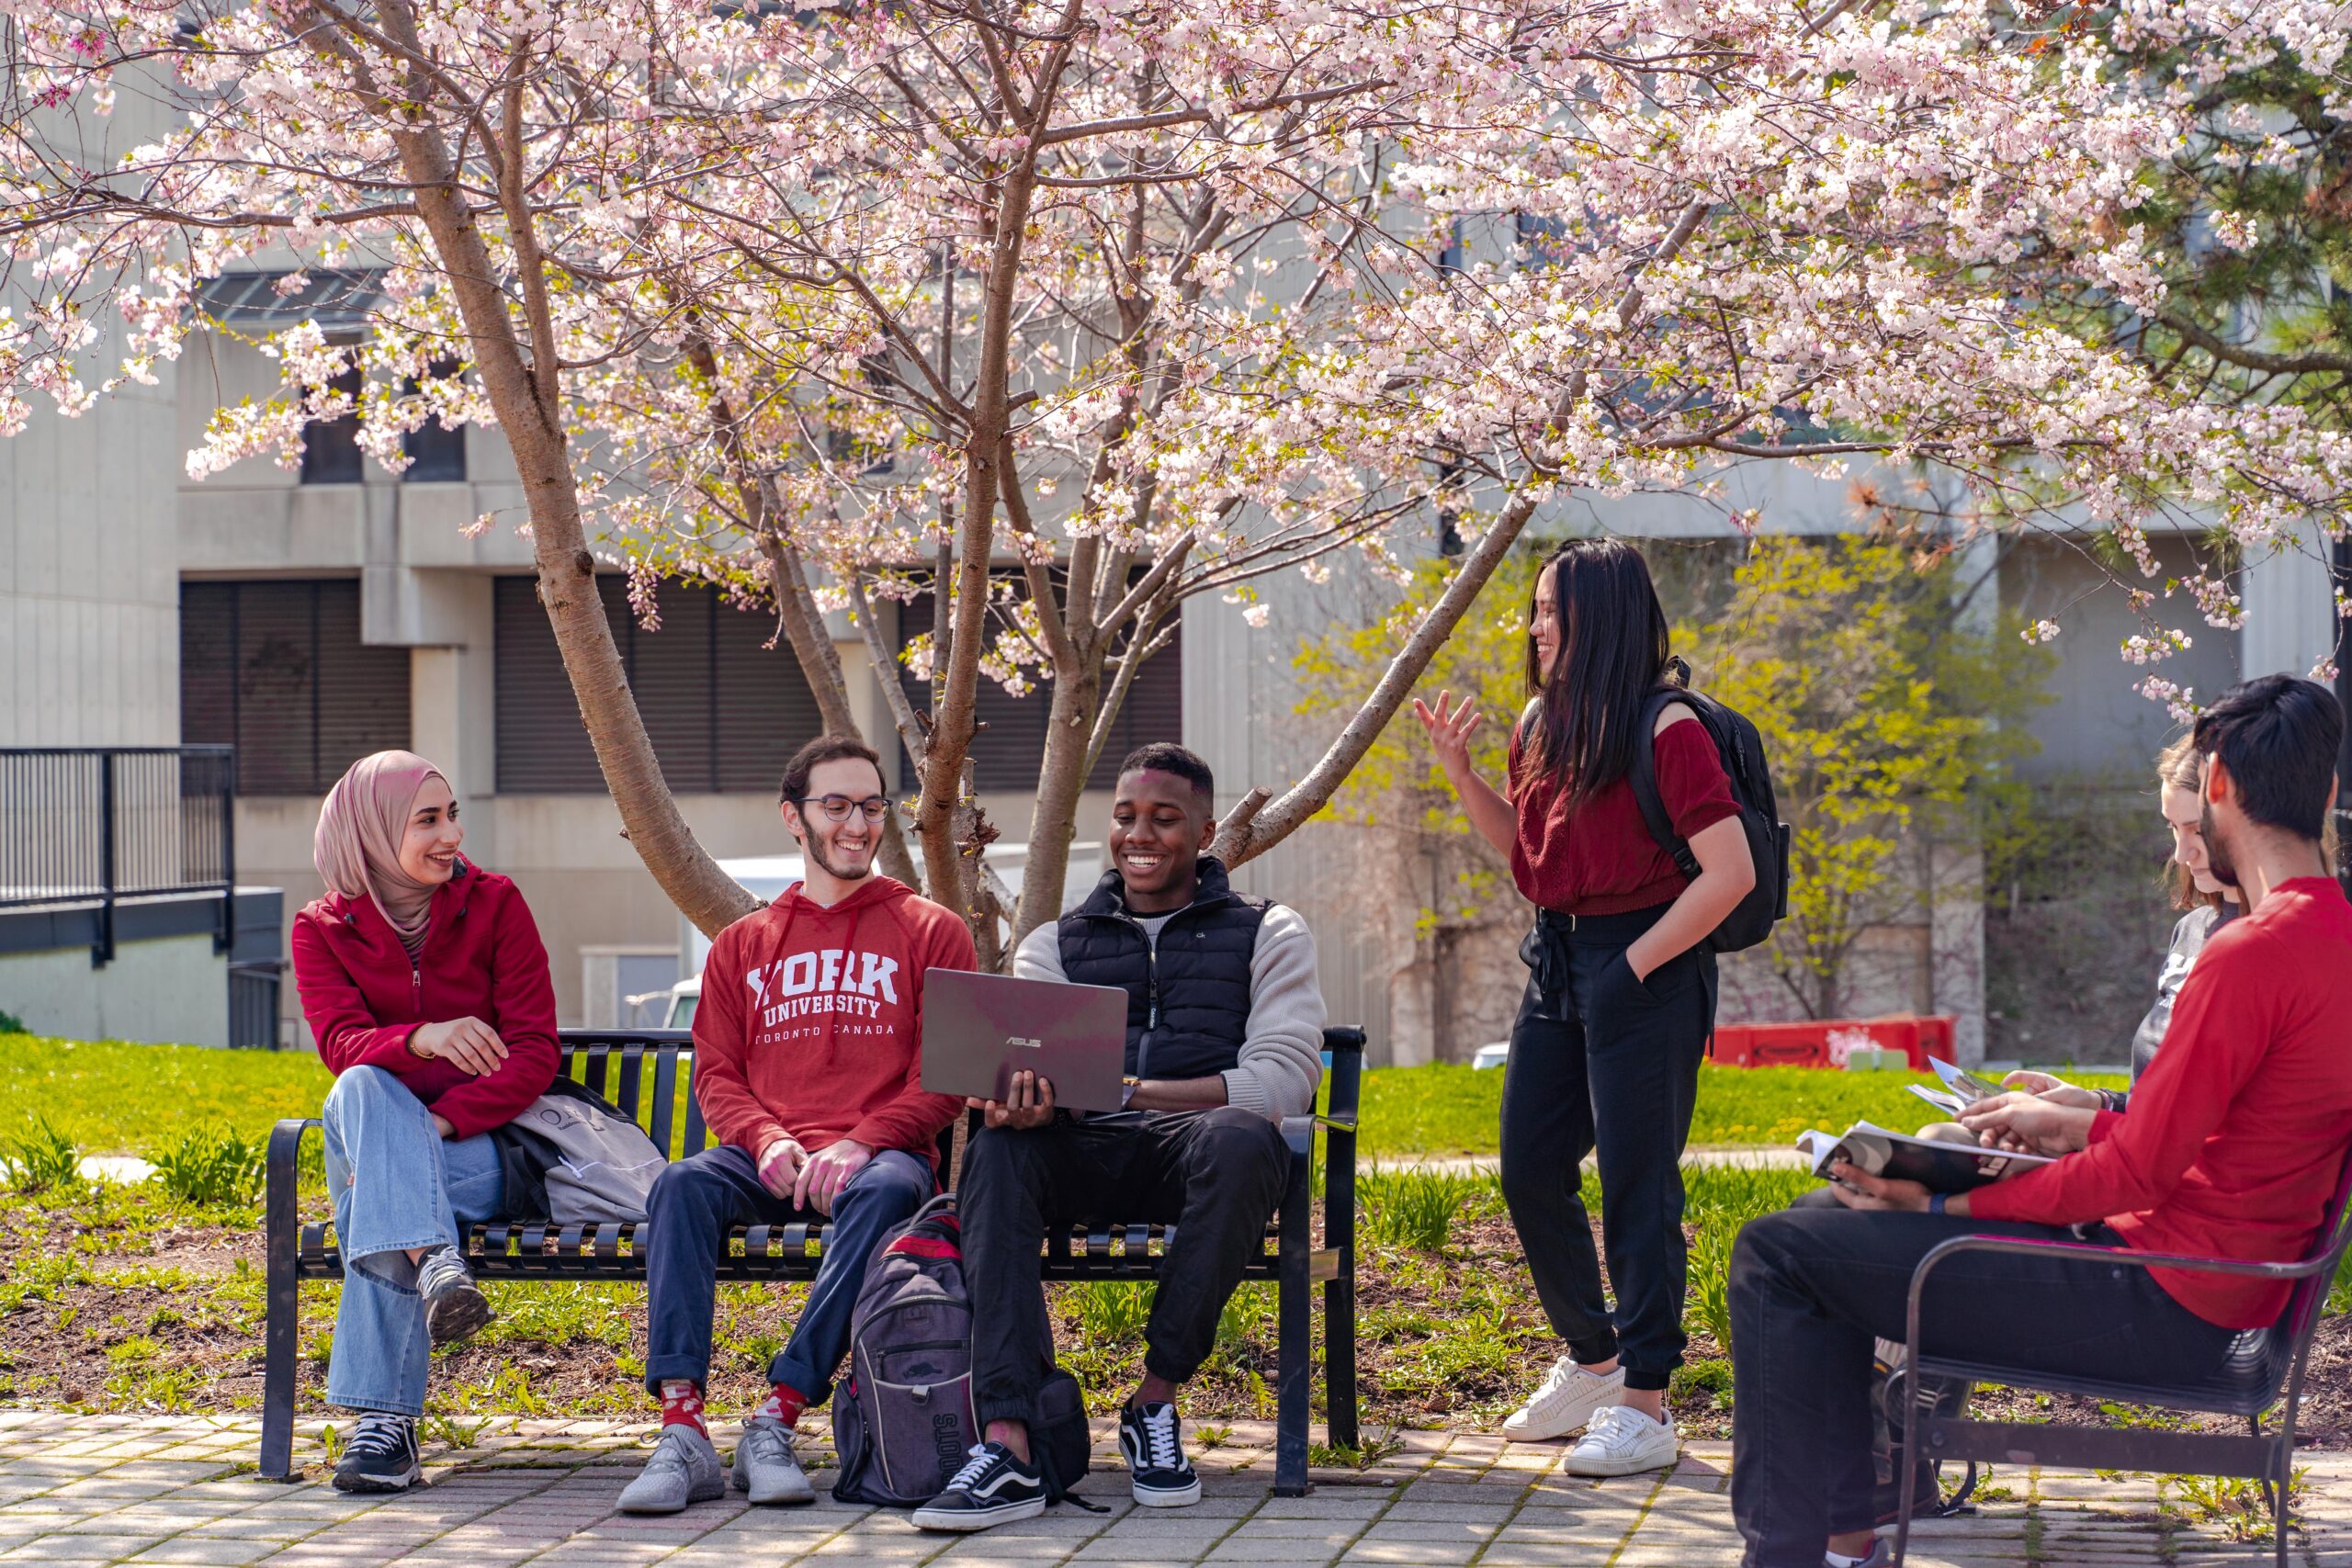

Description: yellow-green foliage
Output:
[1686,535,2053,1014]
[1295,532,2054,1013]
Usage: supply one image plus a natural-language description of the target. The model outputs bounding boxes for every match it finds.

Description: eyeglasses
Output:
[797,795,890,824]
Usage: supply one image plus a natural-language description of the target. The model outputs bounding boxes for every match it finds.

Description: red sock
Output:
[659,1379,707,1436]
[756,1382,808,1428]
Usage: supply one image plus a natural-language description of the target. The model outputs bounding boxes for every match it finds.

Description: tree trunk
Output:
[1016,642,1102,942]
[375,73,753,939]
[1210,487,1541,869]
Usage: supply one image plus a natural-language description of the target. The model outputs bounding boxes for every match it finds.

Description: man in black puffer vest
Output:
[911,745,1326,1534]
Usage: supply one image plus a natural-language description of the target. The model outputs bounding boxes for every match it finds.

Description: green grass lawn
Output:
[0,1034,330,1153]
[0,1032,2131,1163]
[1353,1061,2132,1161]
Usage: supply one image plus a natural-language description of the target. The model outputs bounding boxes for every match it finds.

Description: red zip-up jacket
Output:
[290,860,561,1141]
[1972,877,2352,1327]
[692,875,973,1168]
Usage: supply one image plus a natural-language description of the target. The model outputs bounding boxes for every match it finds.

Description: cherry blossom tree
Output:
[5,0,2349,950]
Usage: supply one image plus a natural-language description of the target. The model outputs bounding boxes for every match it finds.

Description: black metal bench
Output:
[1891,1152,2352,1567]
[263,1025,1363,1496]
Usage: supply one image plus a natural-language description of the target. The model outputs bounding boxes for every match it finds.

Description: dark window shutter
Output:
[232,582,321,794]
[897,589,1182,792]
[494,576,605,793]
[494,573,826,795]
[179,580,409,794]
[625,578,719,795]
[179,582,237,752]
[313,581,414,786]
[716,592,825,793]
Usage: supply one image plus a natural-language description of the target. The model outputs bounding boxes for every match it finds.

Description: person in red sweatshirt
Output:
[291,750,560,1495]
[619,735,974,1516]
[1727,674,2352,1568]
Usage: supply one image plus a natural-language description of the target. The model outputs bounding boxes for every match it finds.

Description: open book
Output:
[1794,1120,2055,1194]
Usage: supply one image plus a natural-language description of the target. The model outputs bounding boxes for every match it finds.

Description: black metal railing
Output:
[230,959,285,1049]
[0,747,236,965]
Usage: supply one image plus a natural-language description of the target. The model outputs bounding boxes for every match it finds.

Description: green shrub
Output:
[5,1118,85,1197]
[149,1126,266,1208]
[0,1010,26,1035]
[1359,1168,1493,1252]
[1067,1280,1151,1344]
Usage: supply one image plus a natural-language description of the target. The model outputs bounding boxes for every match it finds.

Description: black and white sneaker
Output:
[417,1247,492,1346]
[911,1442,1049,1531]
[1118,1401,1201,1507]
[334,1412,422,1494]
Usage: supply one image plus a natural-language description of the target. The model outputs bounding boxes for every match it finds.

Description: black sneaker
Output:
[334,1412,422,1494]
[417,1247,492,1346]
[1118,1401,1201,1507]
[911,1442,1049,1531]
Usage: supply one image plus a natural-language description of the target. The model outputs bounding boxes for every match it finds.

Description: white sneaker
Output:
[1500,1357,1626,1442]
[1561,1404,1679,1476]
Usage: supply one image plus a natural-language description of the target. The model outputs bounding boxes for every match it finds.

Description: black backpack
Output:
[1627,670,1791,953]
[831,1194,1092,1507]
[1870,1339,1978,1526]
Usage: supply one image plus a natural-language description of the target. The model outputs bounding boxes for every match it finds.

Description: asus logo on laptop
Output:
[1004,1035,1044,1050]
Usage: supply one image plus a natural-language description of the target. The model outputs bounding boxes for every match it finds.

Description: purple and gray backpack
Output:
[831,1193,1092,1507]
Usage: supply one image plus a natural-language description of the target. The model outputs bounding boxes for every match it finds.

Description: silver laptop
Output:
[919,969,1128,1113]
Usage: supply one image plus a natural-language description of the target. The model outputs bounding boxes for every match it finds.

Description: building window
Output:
[401,358,467,482]
[179,580,413,795]
[493,575,825,794]
[300,361,365,485]
[894,585,1182,792]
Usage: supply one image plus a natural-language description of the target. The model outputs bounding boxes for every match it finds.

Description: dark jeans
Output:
[641,1144,932,1404]
[1729,1202,2240,1567]
[961,1108,1290,1427]
[1499,906,1713,1391]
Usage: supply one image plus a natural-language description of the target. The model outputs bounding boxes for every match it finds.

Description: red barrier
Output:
[1711,1015,1953,1071]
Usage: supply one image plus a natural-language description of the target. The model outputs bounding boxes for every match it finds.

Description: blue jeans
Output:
[641,1145,931,1404]
[320,1065,506,1417]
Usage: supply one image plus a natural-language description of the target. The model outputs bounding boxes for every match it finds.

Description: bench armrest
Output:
[1902,1229,2342,1364]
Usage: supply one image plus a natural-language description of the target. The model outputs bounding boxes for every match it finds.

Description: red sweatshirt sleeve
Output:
[1971,935,2265,1227]
[424,889,561,1141]
[843,910,977,1156]
[692,929,795,1158]
[292,914,428,1077]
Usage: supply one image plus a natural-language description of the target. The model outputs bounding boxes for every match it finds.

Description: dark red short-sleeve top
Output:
[1506,713,1741,916]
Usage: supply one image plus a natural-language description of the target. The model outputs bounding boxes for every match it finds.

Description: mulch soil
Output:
[1,1201,2342,1452]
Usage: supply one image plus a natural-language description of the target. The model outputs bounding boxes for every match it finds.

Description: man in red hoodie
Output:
[619,735,973,1516]
[1727,675,2352,1568]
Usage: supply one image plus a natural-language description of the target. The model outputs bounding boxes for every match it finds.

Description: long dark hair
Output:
[1523,537,1672,812]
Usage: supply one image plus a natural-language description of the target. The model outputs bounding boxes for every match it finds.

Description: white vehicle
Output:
[646,841,1105,1032]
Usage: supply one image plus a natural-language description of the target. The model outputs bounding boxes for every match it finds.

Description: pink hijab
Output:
[315,750,449,959]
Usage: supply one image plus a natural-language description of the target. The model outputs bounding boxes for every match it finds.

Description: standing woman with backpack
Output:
[1416,536,1758,1477]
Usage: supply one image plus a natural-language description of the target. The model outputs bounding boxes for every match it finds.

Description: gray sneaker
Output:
[416,1247,492,1346]
[730,1415,814,1506]
[617,1425,727,1515]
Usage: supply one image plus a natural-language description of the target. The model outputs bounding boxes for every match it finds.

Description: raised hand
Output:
[1411,689,1487,778]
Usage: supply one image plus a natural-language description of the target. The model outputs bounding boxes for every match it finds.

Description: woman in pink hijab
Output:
[291,750,559,1494]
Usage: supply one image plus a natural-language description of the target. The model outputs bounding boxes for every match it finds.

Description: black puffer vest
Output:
[1057,857,1270,1082]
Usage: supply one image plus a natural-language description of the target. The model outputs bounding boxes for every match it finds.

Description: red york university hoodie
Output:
[691,874,975,1168]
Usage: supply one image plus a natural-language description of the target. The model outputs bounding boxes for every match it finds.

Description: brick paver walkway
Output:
[0,1413,2341,1565]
